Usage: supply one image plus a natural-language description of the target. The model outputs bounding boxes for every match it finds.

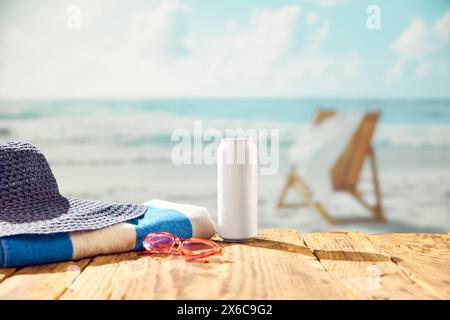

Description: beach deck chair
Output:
[276,109,385,224]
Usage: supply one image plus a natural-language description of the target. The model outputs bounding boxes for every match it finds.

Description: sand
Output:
[49,158,450,234]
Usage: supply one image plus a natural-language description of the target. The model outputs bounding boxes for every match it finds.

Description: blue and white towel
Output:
[0,200,217,267]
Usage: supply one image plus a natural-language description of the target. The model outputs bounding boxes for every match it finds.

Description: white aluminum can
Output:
[217,138,258,241]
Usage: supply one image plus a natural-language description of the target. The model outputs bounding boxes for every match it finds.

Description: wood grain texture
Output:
[1,229,448,300]
[367,233,450,299]
[60,228,347,300]
[302,232,438,299]
[0,259,90,300]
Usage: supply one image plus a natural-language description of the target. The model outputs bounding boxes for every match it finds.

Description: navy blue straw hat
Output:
[0,142,147,237]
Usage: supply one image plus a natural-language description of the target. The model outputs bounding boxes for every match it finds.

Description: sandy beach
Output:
[35,144,449,235]
[46,157,449,235]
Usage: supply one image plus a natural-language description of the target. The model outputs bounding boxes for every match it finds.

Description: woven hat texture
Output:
[0,142,146,237]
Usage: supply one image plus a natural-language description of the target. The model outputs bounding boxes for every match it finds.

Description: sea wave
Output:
[1,107,450,152]
[375,124,450,147]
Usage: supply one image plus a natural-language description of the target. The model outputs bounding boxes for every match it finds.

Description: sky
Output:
[0,0,449,99]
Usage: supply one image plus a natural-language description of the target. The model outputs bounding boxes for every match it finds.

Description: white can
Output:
[217,138,258,241]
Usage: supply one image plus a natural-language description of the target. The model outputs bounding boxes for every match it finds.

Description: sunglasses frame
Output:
[142,232,224,263]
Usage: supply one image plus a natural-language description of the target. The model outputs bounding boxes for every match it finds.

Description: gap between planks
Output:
[365,233,450,299]
[301,231,440,299]
[361,233,444,298]
[1,230,447,300]
[54,258,94,300]
[58,228,348,300]
[0,258,92,300]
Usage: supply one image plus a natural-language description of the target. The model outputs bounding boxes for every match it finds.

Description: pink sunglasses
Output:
[142,232,224,263]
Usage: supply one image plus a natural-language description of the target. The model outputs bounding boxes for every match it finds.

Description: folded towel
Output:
[0,200,217,267]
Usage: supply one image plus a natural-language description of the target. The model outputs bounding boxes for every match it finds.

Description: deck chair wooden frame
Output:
[277,109,385,224]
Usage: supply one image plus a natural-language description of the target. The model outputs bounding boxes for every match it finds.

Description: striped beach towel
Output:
[0,200,217,267]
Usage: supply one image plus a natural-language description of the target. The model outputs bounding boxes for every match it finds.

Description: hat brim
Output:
[0,197,147,237]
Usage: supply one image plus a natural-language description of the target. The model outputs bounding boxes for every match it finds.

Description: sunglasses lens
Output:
[143,233,174,253]
[181,240,219,256]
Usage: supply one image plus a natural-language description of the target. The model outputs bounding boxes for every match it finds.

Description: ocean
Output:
[1,98,449,233]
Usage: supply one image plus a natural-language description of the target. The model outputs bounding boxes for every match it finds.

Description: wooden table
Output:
[0,229,449,299]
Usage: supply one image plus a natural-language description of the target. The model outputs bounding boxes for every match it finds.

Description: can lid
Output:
[218,138,257,165]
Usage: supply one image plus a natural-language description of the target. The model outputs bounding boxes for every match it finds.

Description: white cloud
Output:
[188,5,302,81]
[225,20,240,33]
[389,10,450,80]
[434,10,450,43]
[386,60,405,81]
[0,0,366,98]
[393,19,434,60]
[298,0,346,7]
[305,20,329,54]
[306,12,318,25]
[129,0,190,55]
[315,0,346,7]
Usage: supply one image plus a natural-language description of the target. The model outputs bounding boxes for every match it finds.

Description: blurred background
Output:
[0,0,449,233]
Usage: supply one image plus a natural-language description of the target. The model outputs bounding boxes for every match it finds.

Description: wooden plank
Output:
[60,228,347,300]
[0,268,16,283]
[303,232,438,299]
[367,233,450,299]
[0,259,90,300]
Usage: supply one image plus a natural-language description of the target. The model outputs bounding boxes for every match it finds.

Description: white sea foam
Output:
[376,124,450,147]
[1,107,450,167]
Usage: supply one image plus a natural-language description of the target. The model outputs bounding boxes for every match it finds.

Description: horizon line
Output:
[1,96,450,102]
